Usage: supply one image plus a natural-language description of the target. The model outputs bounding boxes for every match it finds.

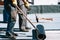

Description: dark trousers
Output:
[18,5,27,29]
[3,9,8,22]
[3,6,17,33]
[18,13,23,29]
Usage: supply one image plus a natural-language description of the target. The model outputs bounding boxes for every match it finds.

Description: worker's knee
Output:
[11,8,17,21]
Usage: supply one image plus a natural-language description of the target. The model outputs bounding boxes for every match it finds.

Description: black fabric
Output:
[17,0,21,8]
[4,0,16,9]
[18,13,23,30]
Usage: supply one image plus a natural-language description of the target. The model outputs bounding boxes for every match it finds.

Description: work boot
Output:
[20,26,29,32]
[6,32,11,37]
[6,32,16,39]
[6,32,18,37]
[25,27,31,29]
[12,32,18,36]
[6,32,15,38]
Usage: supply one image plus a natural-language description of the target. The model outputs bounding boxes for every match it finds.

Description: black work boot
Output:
[6,32,16,39]
[6,32,15,37]
[6,32,11,37]
[12,32,18,36]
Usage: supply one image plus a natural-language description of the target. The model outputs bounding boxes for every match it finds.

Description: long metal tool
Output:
[15,5,46,39]
[15,5,35,28]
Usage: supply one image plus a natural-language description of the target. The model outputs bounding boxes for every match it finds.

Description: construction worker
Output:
[3,0,18,38]
[17,0,32,32]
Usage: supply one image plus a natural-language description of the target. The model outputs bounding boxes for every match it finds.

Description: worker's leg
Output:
[3,9,8,22]
[6,7,17,36]
[21,5,31,29]
[18,5,30,32]
[18,13,23,31]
